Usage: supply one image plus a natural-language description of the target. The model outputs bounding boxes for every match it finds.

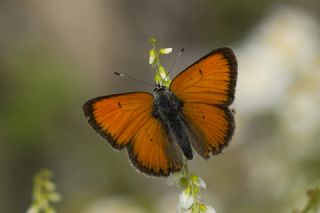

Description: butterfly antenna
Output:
[167,46,186,74]
[114,72,154,87]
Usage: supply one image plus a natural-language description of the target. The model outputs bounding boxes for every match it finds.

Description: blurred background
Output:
[1,0,320,212]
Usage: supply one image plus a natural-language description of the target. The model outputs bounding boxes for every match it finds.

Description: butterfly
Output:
[83,47,237,176]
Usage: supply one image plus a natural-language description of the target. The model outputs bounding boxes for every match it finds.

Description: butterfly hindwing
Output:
[127,115,183,176]
[83,92,183,176]
[170,47,237,106]
[183,103,235,158]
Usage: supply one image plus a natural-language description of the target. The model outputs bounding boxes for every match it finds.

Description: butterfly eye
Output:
[153,84,161,92]
[152,109,160,119]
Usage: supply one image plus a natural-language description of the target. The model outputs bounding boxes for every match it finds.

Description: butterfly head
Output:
[153,84,168,94]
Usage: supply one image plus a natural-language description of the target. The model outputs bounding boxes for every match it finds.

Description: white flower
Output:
[194,177,206,189]
[177,203,192,213]
[48,192,62,202]
[26,206,38,213]
[83,197,146,213]
[236,7,320,114]
[44,181,55,191]
[179,190,194,210]
[204,205,217,213]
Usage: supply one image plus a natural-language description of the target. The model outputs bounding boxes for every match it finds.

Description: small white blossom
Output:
[26,206,38,213]
[204,205,217,213]
[179,190,194,210]
[194,177,206,189]
[48,192,62,202]
[44,182,55,191]
[177,203,192,213]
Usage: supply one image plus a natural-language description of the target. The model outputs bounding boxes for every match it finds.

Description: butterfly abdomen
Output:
[152,89,193,160]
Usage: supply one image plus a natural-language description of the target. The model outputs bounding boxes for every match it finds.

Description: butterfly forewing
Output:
[83,92,153,149]
[83,92,183,176]
[170,47,237,106]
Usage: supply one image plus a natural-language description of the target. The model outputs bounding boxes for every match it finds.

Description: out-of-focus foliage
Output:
[1,1,320,213]
[294,186,320,213]
[27,169,61,213]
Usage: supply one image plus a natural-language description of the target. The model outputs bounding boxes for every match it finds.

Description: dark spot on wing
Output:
[118,102,122,108]
[199,69,203,75]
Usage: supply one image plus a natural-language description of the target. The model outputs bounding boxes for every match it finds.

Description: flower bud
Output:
[159,48,173,54]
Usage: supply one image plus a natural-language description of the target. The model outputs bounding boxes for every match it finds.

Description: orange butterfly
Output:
[83,48,237,176]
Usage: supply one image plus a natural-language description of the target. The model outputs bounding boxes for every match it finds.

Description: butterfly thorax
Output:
[152,88,193,160]
[152,88,182,118]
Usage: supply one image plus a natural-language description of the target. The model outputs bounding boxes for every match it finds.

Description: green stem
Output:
[182,159,202,213]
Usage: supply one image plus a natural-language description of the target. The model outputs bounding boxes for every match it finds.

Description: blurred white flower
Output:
[236,7,320,114]
[83,197,146,213]
[179,189,194,210]
[204,205,217,213]
[282,91,320,135]
[44,181,56,191]
[177,203,192,213]
[26,206,37,213]
[193,176,206,189]
[232,7,320,208]
[48,192,62,202]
